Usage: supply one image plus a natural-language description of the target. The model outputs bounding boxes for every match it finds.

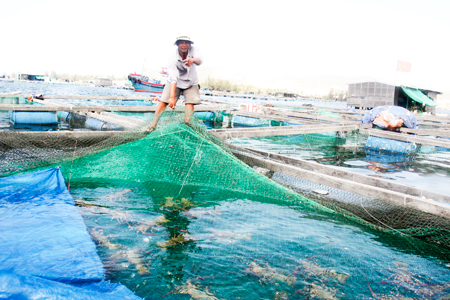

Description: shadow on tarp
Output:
[0,168,141,299]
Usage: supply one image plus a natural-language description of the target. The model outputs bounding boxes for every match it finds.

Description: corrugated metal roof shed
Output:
[347,81,441,113]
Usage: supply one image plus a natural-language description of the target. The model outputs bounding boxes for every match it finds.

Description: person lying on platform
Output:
[147,33,203,132]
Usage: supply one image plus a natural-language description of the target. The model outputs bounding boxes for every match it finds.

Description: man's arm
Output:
[168,83,177,109]
[183,57,201,67]
[183,46,203,67]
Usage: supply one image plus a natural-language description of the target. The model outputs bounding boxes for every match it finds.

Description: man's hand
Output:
[183,58,194,67]
[168,97,176,109]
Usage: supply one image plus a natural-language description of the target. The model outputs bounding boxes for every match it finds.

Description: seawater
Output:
[71,181,450,300]
[3,81,450,298]
[229,132,450,196]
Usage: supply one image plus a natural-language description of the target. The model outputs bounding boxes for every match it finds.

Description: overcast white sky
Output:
[2,0,449,95]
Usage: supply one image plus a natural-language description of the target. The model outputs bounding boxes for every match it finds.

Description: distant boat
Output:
[128,70,167,93]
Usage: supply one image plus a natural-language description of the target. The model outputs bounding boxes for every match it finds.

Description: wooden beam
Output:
[230,144,449,203]
[268,106,362,120]
[0,91,21,97]
[41,95,157,101]
[211,125,358,139]
[400,128,450,138]
[0,130,147,149]
[233,111,334,125]
[100,112,145,125]
[211,123,354,133]
[86,112,136,129]
[361,129,450,148]
[231,146,450,219]
[0,105,67,111]
[415,114,450,122]
[261,108,362,125]
[0,103,233,113]
[0,130,130,137]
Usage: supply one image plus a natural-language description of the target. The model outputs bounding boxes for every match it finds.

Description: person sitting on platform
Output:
[147,33,203,132]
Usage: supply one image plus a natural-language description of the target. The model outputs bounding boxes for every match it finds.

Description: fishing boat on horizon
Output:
[128,68,168,93]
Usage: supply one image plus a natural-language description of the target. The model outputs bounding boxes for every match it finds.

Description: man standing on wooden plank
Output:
[148,33,203,132]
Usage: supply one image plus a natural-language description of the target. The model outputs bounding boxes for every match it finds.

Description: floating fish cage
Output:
[0,98,60,130]
[58,111,124,131]
[0,96,20,105]
[55,99,156,107]
[230,131,348,153]
[2,112,450,299]
[282,122,303,126]
[7,98,57,125]
[0,109,128,132]
[232,115,282,127]
[229,129,450,194]
[110,111,155,122]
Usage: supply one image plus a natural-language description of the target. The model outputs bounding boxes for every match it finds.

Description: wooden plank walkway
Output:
[400,128,450,138]
[361,129,450,148]
[233,111,331,125]
[38,95,157,101]
[2,94,450,220]
[0,103,230,113]
[230,144,450,203]
[230,144,450,219]
[211,124,358,139]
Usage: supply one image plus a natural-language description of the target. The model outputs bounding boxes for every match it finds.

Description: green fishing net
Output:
[2,108,450,299]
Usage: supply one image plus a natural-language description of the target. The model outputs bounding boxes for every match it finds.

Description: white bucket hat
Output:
[174,33,194,45]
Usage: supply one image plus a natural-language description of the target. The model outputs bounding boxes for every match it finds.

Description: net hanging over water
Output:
[1,108,450,299]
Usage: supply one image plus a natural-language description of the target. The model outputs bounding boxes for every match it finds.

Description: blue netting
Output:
[361,105,419,129]
[0,168,141,299]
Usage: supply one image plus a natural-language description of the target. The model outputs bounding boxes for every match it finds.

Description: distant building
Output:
[347,81,442,114]
[94,77,112,87]
[17,74,45,81]
[272,92,298,98]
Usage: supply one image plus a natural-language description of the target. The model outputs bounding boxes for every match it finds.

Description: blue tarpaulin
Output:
[0,168,141,299]
[361,105,419,129]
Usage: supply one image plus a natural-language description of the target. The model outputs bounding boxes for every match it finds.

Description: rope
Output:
[360,196,411,238]
[67,139,78,192]
[175,134,204,199]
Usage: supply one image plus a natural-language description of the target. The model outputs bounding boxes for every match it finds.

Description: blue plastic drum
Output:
[9,111,58,125]
[366,136,417,154]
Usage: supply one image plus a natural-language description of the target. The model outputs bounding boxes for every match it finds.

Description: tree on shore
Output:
[325,88,347,101]
[201,76,295,95]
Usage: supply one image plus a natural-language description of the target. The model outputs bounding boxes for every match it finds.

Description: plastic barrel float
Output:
[417,136,436,154]
[282,122,303,126]
[58,111,87,124]
[59,111,71,122]
[233,115,281,127]
[365,148,414,164]
[9,111,58,125]
[85,117,123,131]
[365,136,417,154]
[194,111,216,121]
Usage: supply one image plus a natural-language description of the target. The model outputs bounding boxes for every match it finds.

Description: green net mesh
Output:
[2,108,450,299]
